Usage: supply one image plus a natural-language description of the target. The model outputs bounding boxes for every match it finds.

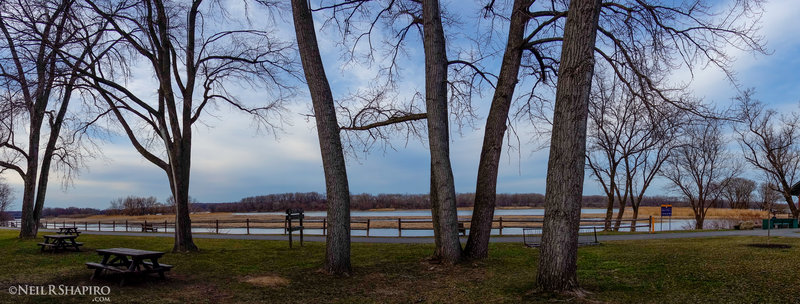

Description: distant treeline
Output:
[193,192,689,212]
[34,192,692,217]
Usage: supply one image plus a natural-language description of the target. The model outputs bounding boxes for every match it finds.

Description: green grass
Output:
[1,230,799,303]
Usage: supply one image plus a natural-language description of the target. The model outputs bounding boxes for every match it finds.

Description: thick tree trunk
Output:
[32,87,73,231]
[18,114,44,239]
[536,0,602,293]
[630,206,639,232]
[603,192,614,231]
[18,177,38,238]
[464,0,531,260]
[613,198,626,231]
[291,0,352,275]
[422,0,461,264]
[170,142,198,252]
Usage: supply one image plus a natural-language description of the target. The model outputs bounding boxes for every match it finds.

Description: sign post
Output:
[660,204,673,231]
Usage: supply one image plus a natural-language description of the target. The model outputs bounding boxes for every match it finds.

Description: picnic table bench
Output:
[58,227,81,235]
[140,223,158,232]
[38,235,83,252]
[87,248,172,286]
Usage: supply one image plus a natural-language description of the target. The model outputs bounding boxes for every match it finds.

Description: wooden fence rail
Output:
[39,216,656,236]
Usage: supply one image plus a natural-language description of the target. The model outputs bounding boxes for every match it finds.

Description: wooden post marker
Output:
[286,209,305,248]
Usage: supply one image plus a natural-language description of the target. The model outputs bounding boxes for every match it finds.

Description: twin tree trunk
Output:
[422,0,462,264]
[19,90,70,238]
[537,0,602,293]
[18,113,43,238]
[464,0,531,260]
[291,0,352,275]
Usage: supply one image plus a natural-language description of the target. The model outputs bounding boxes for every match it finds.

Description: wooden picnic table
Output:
[57,227,81,235]
[86,248,173,286]
[38,235,83,252]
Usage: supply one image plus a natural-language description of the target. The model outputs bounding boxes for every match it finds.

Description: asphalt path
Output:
[5,227,799,244]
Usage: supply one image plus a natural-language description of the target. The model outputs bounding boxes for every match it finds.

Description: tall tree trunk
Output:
[422,0,461,264]
[291,0,352,275]
[18,113,44,239]
[603,191,614,231]
[32,85,74,231]
[464,0,531,260]
[613,196,626,231]
[536,0,602,293]
[630,201,640,232]
[170,143,198,252]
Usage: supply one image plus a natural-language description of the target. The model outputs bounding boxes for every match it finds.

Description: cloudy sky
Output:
[3,0,800,210]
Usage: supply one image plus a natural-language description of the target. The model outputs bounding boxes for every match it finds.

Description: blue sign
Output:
[660,204,672,217]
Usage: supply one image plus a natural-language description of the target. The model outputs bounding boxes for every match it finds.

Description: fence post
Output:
[367,219,371,237]
[246,218,250,235]
[112,221,115,232]
[216,219,219,234]
[145,220,148,232]
[63,221,66,228]
[165,220,168,232]
[299,214,304,246]
[73,221,76,228]
[85,222,88,231]
[98,221,101,231]
[649,216,654,233]
[125,220,128,232]
[499,217,503,236]
[398,218,402,237]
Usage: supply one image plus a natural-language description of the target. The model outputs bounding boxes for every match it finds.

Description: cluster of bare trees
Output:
[106,195,177,216]
[1,0,296,253]
[0,179,12,222]
[0,0,770,294]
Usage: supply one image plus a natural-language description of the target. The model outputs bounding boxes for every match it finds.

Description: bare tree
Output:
[534,0,764,292]
[662,119,739,229]
[464,0,564,260]
[316,0,481,264]
[289,0,352,275]
[756,182,781,211]
[720,177,756,209]
[0,179,12,223]
[0,0,103,238]
[77,0,296,252]
[536,0,602,293]
[587,72,684,231]
[734,90,800,218]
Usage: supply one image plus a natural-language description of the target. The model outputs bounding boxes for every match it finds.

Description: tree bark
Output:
[603,191,615,231]
[536,0,602,293]
[291,0,352,275]
[464,0,532,260]
[422,0,461,264]
[169,143,198,252]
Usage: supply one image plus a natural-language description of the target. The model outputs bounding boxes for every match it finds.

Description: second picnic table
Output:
[39,235,83,252]
[86,248,173,286]
[58,227,81,235]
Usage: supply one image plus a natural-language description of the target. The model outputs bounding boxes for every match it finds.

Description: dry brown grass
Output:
[41,207,771,230]
[635,206,767,219]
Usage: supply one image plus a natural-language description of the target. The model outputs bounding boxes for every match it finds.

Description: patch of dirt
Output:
[242,275,290,288]
[747,243,792,249]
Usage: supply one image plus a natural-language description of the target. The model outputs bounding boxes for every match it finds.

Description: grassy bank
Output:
[1,229,799,303]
